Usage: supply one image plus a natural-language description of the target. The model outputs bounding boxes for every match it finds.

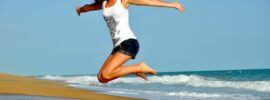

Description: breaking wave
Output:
[40,74,270,92]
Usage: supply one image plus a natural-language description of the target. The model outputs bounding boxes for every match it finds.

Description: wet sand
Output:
[0,73,141,100]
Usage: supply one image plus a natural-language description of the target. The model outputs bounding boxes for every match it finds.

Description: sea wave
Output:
[106,89,260,99]
[166,92,261,99]
[40,74,270,92]
[167,92,222,97]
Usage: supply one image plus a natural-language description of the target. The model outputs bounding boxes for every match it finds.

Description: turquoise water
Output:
[159,69,270,81]
[40,69,270,100]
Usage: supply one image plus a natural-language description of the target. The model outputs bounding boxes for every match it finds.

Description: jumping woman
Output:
[76,0,184,83]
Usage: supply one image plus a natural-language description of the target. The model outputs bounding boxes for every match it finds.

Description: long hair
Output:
[95,0,105,3]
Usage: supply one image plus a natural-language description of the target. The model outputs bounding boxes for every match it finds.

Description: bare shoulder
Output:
[125,0,140,7]
[122,0,130,8]
[126,0,135,4]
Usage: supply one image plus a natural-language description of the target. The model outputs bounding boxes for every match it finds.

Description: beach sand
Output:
[0,73,141,100]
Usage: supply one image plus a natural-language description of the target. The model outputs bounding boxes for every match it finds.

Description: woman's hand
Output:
[76,7,81,16]
[173,1,185,13]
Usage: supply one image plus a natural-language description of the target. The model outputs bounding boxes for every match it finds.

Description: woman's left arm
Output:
[76,0,104,16]
[128,0,184,12]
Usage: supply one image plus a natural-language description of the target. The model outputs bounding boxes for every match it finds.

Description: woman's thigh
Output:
[100,51,132,73]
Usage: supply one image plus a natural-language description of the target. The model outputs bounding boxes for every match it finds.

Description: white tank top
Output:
[102,0,137,47]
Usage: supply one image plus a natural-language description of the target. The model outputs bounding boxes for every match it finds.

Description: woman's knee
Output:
[97,76,109,83]
[97,72,112,83]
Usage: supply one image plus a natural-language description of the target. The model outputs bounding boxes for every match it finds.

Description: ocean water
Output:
[39,69,270,100]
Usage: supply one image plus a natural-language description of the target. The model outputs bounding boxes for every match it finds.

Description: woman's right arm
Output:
[76,1,103,16]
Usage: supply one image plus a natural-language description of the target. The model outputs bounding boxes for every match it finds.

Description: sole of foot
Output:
[137,62,157,75]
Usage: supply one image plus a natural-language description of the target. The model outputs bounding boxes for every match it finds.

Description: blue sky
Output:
[1,0,270,76]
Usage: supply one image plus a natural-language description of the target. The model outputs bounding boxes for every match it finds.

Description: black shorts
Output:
[110,38,139,59]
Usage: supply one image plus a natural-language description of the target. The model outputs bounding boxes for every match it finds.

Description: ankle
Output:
[134,63,143,73]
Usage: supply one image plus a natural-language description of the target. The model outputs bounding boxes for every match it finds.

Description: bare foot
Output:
[76,7,81,16]
[173,1,185,13]
[135,73,148,81]
[136,62,157,75]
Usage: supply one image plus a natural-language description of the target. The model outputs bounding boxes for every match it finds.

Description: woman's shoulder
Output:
[121,0,130,8]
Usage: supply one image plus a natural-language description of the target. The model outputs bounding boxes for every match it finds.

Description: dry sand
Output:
[0,73,141,100]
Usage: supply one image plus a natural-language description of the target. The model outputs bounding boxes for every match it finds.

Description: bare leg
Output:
[97,52,156,83]
[97,55,113,79]
[135,72,148,80]
[99,55,148,81]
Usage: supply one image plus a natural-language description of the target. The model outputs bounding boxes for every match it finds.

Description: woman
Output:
[76,0,184,83]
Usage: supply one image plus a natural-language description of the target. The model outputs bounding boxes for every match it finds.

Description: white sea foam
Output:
[41,75,101,86]
[167,92,222,97]
[40,74,270,92]
[108,91,139,94]
[105,89,260,100]
[166,92,261,100]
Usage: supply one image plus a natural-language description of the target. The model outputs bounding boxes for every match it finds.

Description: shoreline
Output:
[0,73,142,100]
